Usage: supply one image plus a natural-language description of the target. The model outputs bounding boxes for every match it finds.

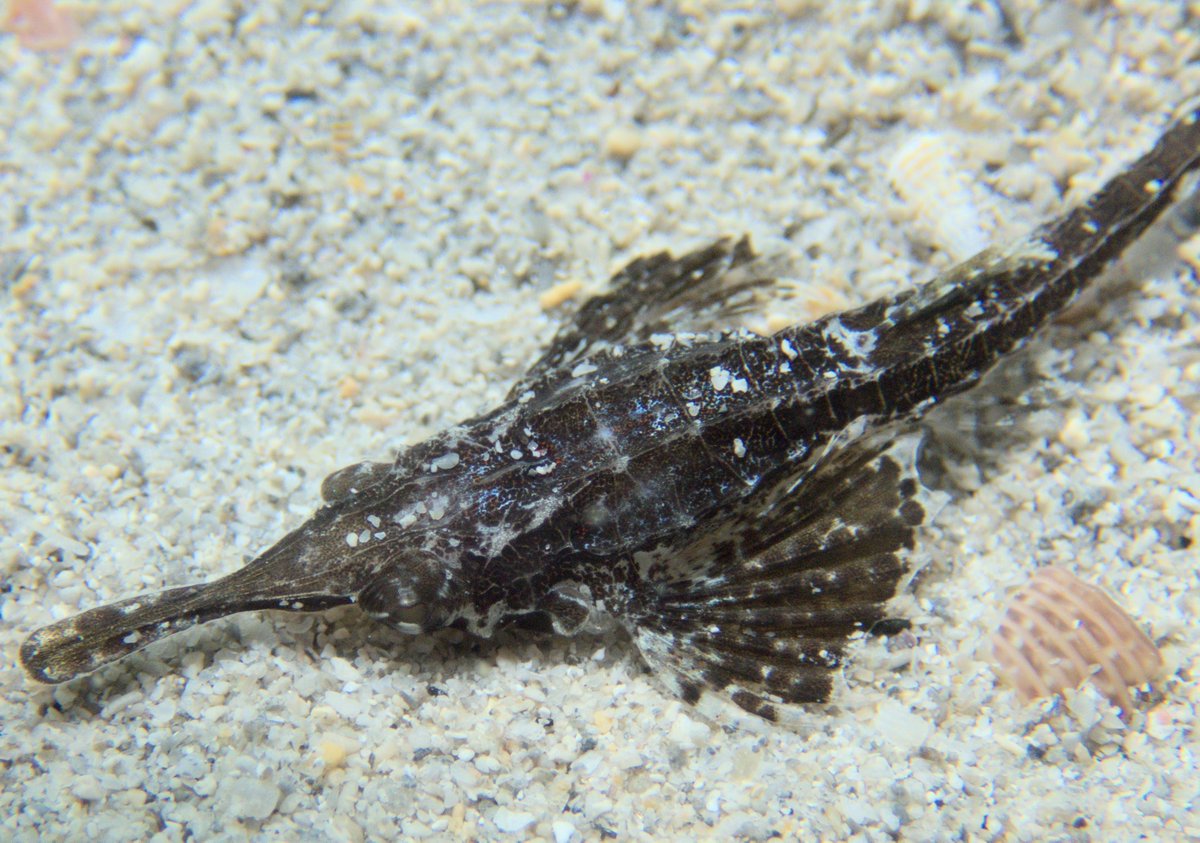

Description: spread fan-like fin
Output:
[510,237,776,400]
[626,435,944,726]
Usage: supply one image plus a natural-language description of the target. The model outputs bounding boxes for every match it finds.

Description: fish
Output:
[19,104,1200,725]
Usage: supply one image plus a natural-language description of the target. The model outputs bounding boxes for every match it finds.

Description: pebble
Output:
[318,737,354,769]
[224,778,281,822]
[873,700,933,750]
[70,775,105,802]
[539,279,584,310]
[493,808,536,833]
[603,126,642,160]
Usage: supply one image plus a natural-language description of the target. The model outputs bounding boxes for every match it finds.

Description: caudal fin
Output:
[1036,101,1200,285]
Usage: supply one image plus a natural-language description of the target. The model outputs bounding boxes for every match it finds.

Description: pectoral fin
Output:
[626,435,944,727]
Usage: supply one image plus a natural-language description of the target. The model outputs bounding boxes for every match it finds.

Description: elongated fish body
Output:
[20,106,1200,723]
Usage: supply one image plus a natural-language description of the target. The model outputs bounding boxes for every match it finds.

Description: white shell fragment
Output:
[888,131,991,262]
[991,567,1164,715]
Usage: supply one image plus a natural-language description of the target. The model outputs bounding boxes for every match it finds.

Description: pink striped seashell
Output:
[3,0,80,51]
[991,566,1163,715]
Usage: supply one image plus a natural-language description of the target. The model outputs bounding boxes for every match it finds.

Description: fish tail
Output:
[851,104,1200,414]
[1035,100,1200,294]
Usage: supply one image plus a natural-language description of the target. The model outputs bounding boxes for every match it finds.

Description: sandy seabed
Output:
[2,1,1198,840]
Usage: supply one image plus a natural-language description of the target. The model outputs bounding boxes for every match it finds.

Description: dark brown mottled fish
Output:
[20,105,1200,724]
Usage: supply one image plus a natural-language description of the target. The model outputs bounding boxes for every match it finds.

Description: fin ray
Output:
[626,435,943,724]
[511,237,776,400]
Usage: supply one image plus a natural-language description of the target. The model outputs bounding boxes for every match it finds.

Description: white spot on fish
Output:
[709,367,731,391]
[431,452,461,472]
[427,496,449,521]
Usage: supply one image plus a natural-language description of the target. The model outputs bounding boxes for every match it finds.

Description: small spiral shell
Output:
[888,131,990,262]
[991,566,1163,715]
